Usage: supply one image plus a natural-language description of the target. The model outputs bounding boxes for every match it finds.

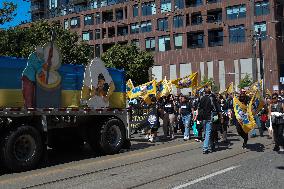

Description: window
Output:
[161,0,171,13]
[95,29,101,39]
[82,31,93,41]
[142,2,156,16]
[254,22,267,40]
[95,44,100,57]
[226,5,246,20]
[141,21,152,33]
[49,0,58,9]
[175,0,184,10]
[89,45,94,59]
[132,39,140,48]
[229,25,246,43]
[255,0,270,16]
[185,0,203,7]
[173,15,183,28]
[84,14,94,26]
[117,25,128,36]
[187,32,204,48]
[70,17,80,28]
[191,12,202,25]
[174,34,183,49]
[131,23,140,34]
[207,9,222,23]
[208,29,223,47]
[64,19,69,29]
[133,4,138,17]
[158,35,171,51]
[95,13,101,24]
[108,27,115,38]
[157,18,168,31]
[115,9,124,20]
[145,38,156,51]
[102,10,113,23]
[102,28,107,38]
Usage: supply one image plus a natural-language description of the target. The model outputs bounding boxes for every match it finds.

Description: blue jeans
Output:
[203,120,213,151]
[182,114,191,138]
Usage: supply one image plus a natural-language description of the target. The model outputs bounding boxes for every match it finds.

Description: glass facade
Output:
[131,23,140,34]
[175,0,184,10]
[70,17,80,28]
[226,5,246,20]
[133,4,138,17]
[82,31,93,41]
[229,25,246,43]
[158,35,171,51]
[84,14,94,26]
[187,32,204,48]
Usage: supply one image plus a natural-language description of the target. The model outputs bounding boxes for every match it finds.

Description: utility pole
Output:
[258,28,265,97]
[250,0,258,82]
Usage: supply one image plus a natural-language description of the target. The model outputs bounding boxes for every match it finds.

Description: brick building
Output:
[31,0,284,93]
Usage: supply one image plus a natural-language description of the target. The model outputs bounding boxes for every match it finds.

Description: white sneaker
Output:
[149,136,154,142]
[145,135,150,139]
[183,136,189,140]
[171,134,175,139]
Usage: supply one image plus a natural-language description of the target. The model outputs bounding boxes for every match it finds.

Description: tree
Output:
[101,44,154,85]
[0,1,17,25]
[238,74,253,89]
[0,21,93,65]
[200,76,219,93]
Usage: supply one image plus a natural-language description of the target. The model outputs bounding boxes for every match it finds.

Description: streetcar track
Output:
[14,141,273,189]
[21,144,202,189]
[126,143,274,189]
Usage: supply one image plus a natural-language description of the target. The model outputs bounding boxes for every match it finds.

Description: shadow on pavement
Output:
[276,166,284,170]
[246,143,265,152]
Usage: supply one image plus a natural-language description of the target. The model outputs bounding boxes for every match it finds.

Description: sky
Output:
[1,0,31,29]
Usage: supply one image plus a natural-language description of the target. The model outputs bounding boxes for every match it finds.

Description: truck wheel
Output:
[0,126,43,172]
[100,119,126,154]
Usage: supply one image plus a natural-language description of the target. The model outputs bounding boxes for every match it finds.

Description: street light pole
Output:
[258,28,265,97]
[250,0,258,82]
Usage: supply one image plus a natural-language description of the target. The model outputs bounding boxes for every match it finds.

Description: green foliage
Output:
[101,44,154,85]
[238,74,253,89]
[0,21,92,65]
[200,76,219,93]
[0,1,17,25]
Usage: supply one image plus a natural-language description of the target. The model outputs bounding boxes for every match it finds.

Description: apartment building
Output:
[31,0,284,92]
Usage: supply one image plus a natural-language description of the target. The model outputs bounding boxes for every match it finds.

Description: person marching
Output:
[163,94,177,139]
[268,93,284,154]
[236,89,251,149]
[179,95,194,141]
[197,86,222,154]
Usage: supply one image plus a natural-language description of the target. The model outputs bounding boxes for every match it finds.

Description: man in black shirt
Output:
[197,87,222,154]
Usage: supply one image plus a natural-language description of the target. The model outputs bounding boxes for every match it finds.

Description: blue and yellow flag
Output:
[224,82,234,94]
[171,72,198,89]
[129,80,156,99]
[233,96,256,133]
[157,77,172,99]
[250,91,265,115]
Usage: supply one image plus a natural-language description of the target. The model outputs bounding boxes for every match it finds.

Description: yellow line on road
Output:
[0,141,196,185]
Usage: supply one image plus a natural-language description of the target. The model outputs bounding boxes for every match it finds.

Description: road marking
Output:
[172,165,240,189]
[0,141,196,184]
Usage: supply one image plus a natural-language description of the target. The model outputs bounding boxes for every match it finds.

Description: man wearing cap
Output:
[22,46,49,108]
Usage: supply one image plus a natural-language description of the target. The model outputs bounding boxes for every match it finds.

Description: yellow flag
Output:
[250,91,265,115]
[224,82,234,94]
[266,89,272,97]
[233,96,256,133]
[126,79,134,98]
[248,80,263,94]
[171,72,198,89]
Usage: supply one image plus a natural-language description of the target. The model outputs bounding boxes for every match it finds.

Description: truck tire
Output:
[88,118,125,155]
[0,126,43,172]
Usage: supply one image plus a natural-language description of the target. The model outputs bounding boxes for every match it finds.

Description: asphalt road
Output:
[0,127,283,189]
